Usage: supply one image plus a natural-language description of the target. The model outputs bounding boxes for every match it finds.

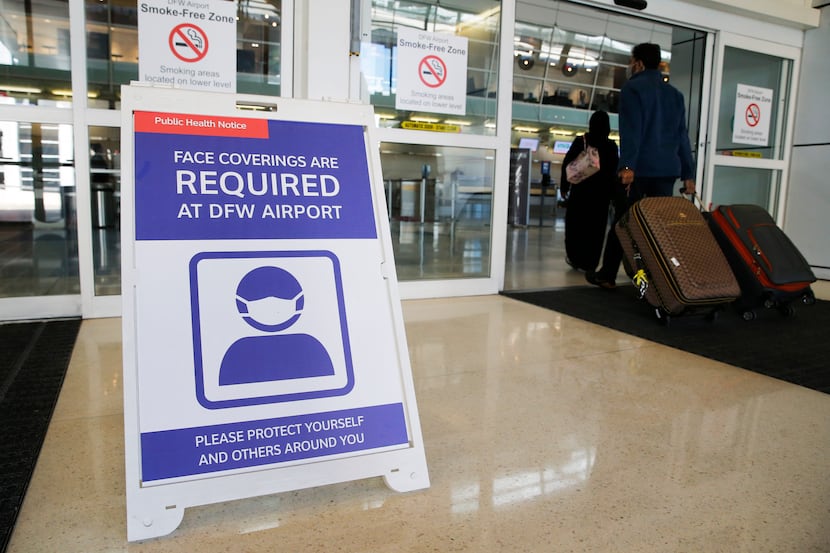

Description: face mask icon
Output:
[238,292,303,327]
[233,265,306,332]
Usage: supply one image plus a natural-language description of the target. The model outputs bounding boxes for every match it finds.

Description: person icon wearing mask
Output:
[219,266,334,385]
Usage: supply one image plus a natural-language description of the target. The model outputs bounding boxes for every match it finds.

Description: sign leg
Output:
[127,501,185,542]
[382,453,430,492]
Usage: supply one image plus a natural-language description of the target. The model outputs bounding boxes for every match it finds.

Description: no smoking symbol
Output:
[419,55,447,88]
[169,23,209,63]
[745,103,761,128]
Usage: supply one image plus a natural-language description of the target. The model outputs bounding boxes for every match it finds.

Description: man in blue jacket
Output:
[587,42,696,289]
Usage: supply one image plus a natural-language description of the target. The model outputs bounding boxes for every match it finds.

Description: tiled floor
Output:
[7,222,830,552]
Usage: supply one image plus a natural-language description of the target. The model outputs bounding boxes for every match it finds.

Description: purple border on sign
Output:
[190,250,355,409]
[140,403,409,482]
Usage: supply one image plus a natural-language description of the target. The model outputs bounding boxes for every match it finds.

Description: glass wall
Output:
[85,0,283,109]
[86,0,138,108]
[381,144,495,280]
[0,0,73,105]
[510,2,707,207]
[364,0,709,283]
[4,0,283,108]
[81,0,284,300]
[1,0,285,317]
[364,0,501,136]
[0,120,79,297]
[236,0,283,95]
[88,126,121,295]
[364,0,503,283]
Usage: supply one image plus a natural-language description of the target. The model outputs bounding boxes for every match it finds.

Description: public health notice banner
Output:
[130,111,411,483]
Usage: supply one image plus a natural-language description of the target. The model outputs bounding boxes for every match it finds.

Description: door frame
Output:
[703,32,801,222]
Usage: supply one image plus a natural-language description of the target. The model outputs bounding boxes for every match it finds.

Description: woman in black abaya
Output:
[559,110,619,272]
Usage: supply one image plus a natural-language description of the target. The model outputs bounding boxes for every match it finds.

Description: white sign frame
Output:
[121,85,429,541]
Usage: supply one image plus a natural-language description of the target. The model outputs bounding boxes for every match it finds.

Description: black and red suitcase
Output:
[707,204,816,320]
[615,196,741,324]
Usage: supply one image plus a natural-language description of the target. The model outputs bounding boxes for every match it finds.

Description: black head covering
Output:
[588,110,610,139]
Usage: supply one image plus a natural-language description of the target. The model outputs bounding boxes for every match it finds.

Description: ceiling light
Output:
[614,0,647,9]
[410,116,441,123]
[517,56,534,70]
[0,85,42,94]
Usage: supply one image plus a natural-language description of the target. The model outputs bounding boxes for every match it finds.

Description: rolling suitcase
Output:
[707,204,816,320]
[615,196,741,324]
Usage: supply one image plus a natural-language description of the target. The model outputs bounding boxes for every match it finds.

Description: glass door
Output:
[0,115,82,319]
[704,34,800,220]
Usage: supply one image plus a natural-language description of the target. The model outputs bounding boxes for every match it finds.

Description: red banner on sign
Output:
[134,111,269,138]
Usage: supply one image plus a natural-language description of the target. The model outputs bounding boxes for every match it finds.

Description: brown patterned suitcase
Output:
[615,196,740,323]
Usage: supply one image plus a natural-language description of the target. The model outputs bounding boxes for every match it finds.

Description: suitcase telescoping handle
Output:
[679,187,708,211]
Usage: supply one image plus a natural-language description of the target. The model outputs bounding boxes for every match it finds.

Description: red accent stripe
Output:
[134,111,269,138]
[726,207,741,229]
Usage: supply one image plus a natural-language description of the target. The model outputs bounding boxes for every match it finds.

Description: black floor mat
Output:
[502,286,830,395]
[0,318,81,553]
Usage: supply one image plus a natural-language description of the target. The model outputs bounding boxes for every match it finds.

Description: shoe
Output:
[566,257,595,272]
[586,271,616,290]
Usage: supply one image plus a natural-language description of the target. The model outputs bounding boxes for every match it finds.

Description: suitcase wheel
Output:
[654,307,671,327]
[802,292,816,306]
[763,298,776,309]
[741,310,757,322]
[778,303,796,318]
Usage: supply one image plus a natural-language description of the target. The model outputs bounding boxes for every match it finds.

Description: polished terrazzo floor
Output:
[7,223,830,552]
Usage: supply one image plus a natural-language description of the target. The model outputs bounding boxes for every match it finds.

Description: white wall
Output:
[785,7,830,278]
[295,0,351,101]
[696,0,819,27]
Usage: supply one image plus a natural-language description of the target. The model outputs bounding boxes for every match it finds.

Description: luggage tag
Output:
[631,254,649,299]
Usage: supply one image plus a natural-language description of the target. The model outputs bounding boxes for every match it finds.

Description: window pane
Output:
[366,0,500,136]
[715,46,791,160]
[380,143,494,280]
[0,120,79,298]
[86,0,139,108]
[85,0,283,108]
[711,166,780,215]
[236,0,283,95]
[511,2,705,193]
[0,0,73,106]
[89,127,121,296]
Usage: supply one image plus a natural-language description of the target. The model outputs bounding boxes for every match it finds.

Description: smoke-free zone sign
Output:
[138,0,236,92]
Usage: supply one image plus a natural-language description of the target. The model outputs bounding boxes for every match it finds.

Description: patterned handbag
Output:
[565,135,600,184]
